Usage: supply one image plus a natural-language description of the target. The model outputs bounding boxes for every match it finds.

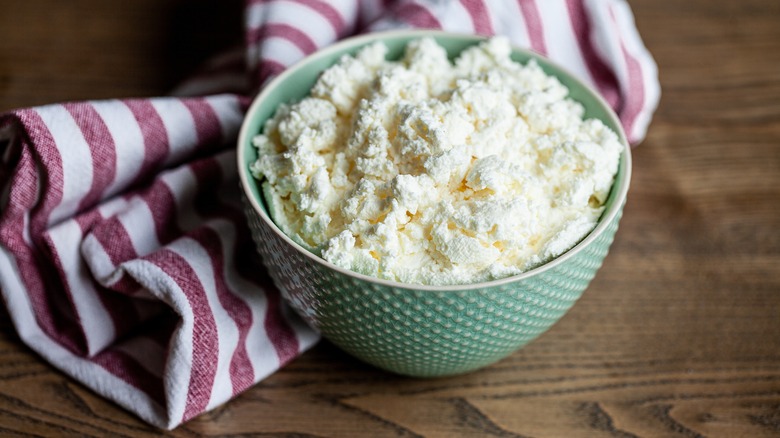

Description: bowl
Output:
[237,30,631,377]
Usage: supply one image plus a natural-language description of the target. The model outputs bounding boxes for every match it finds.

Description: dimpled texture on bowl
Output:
[245,199,622,377]
[238,30,631,377]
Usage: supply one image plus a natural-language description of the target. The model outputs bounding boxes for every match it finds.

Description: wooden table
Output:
[1,1,779,436]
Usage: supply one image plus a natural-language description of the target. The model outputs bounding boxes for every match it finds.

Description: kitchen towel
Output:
[0,0,659,429]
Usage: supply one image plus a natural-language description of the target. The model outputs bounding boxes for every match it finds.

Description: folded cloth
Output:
[0,0,659,430]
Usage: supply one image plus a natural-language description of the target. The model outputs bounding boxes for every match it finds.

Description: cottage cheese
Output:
[251,37,623,286]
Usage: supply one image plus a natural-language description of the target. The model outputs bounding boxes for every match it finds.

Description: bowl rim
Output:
[237,29,632,292]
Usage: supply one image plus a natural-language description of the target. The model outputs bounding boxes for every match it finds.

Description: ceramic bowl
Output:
[237,30,631,377]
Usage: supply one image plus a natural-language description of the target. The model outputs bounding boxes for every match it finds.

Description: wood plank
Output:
[0,0,779,436]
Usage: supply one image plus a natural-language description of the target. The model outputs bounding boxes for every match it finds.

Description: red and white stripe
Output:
[0,94,318,429]
[604,0,660,143]
[245,0,359,84]
[457,0,495,35]
[515,0,548,55]
[0,0,658,430]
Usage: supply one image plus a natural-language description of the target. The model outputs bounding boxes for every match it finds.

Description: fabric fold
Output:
[0,96,319,428]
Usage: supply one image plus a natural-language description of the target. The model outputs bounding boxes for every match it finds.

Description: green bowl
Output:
[237,30,631,377]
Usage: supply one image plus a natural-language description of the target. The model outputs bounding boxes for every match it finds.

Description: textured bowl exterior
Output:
[245,198,623,377]
[238,30,632,377]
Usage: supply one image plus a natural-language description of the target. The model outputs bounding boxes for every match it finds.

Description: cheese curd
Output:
[251,37,623,286]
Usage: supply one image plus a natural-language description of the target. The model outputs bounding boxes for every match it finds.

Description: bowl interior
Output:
[238,30,630,288]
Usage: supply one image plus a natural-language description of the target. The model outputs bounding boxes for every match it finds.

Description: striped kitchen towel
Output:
[0,0,659,430]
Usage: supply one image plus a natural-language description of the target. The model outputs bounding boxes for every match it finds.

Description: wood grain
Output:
[1,0,779,436]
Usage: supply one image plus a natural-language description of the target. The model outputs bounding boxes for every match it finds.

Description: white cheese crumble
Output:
[251,37,623,286]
